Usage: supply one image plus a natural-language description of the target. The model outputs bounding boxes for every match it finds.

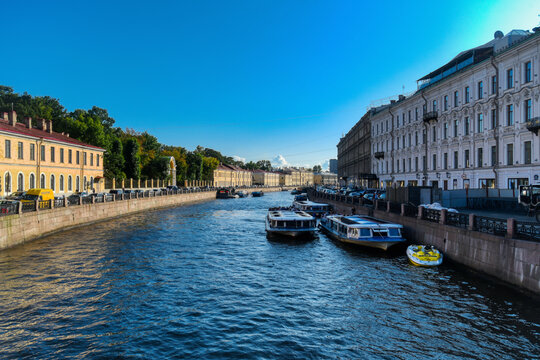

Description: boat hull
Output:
[319,222,404,251]
[265,218,316,238]
[406,246,443,266]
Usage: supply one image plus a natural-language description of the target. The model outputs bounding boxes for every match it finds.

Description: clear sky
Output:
[2,1,539,169]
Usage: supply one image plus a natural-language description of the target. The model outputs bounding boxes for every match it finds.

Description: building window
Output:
[50,174,55,191]
[524,141,531,164]
[443,153,448,170]
[76,151,80,165]
[422,129,426,144]
[84,176,87,190]
[479,179,495,189]
[50,147,55,162]
[4,172,11,193]
[68,175,72,192]
[454,91,458,107]
[491,109,498,129]
[464,149,470,168]
[408,158,411,171]
[60,148,64,163]
[478,81,483,99]
[4,140,11,159]
[477,148,483,168]
[432,154,437,170]
[408,110,411,123]
[69,149,72,164]
[465,86,470,103]
[402,159,405,173]
[444,95,448,111]
[454,151,459,169]
[464,117,470,135]
[415,131,418,145]
[507,143,513,166]
[491,145,497,166]
[84,152,87,166]
[415,157,418,171]
[423,156,426,171]
[60,175,64,192]
[507,104,514,126]
[40,174,46,188]
[432,100,437,112]
[396,115,400,128]
[524,61,531,83]
[76,176,80,192]
[432,126,436,142]
[508,178,528,190]
[524,99,532,122]
[30,173,35,189]
[477,113,483,133]
[402,135,405,148]
[90,153,94,166]
[408,133,411,148]
[491,75,497,94]
[415,108,418,121]
[17,142,23,159]
[507,68,513,89]
[454,120,459,137]
[30,143,35,161]
[41,145,45,161]
[17,173,24,191]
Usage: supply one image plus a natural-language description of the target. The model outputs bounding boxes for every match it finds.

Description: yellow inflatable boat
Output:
[406,245,443,267]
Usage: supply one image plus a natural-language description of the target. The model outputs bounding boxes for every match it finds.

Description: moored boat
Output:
[406,245,443,266]
[319,215,405,250]
[236,191,248,198]
[252,191,264,197]
[266,207,317,238]
[291,189,300,195]
[216,188,237,199]
[292,200,331,217]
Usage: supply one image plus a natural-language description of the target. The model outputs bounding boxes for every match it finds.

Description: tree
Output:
[313,165,322,173]
[186,151,203,180]
[143,157,169,179]
[104,138,125,179]
[256,160,272,171]
[124,138,141,179]
[202,156,219,181]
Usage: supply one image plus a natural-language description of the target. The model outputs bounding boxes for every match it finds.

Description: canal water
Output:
[0,192,538,359]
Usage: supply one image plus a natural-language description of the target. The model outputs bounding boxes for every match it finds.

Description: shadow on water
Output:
[266,233,319,246]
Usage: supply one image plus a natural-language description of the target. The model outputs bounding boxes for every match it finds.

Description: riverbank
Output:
[0,187,289,251]
[308,190,540,296]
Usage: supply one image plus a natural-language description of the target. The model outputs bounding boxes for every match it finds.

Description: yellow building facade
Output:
[252,171,280,186]
[213,164,252,187]
[0,111,105,196]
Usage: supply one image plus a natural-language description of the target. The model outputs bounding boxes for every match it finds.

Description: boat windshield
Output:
[388,228,401,237]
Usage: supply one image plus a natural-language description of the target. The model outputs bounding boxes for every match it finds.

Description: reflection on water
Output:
[0,192,538,359]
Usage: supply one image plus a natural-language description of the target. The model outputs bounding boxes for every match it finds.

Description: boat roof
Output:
[268,210,315,221]
[327,215,403,228]
[295,201,330,207]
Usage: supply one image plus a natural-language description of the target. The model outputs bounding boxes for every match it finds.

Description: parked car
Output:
[109,189,124,195]
[363,193,375,204]
[6,191,25,200]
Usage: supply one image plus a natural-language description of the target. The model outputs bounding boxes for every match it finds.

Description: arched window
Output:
[83,176,87,190]
[90,177,94,190]
[59,175,64,192]
[29,173,35,189]
[17,173,24,191]
[5,172,11,194]
[76,176,80,192]
[68,175,72,192]
[50,174,55,191]
[40,174,46,188]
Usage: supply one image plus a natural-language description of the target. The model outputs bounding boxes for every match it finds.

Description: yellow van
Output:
[21,188,55,208]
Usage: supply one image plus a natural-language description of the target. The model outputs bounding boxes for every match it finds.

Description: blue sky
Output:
[2,1,539,169]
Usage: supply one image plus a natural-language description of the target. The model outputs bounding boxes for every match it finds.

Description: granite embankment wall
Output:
[0,187,287,251]
[310,191,540,295]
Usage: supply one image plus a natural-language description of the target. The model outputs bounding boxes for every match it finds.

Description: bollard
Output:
[17,201,22,214]
[506,218,516,239]
[400,203,405,217]
[468,213,475,231]
[35,200,39,211]
[79,196,83,206]
[64,197,68,207]
[417,206,424,220]
[386,201,390,213]
[440,209,447,225]
[50,199,54,209]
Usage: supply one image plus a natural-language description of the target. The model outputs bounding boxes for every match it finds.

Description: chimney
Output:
[398,95,406,101]
[1,112,7,122]
[38,118,46,131]
[66,133,70,137]
[24,117,32,129]
[46,119,52,133]
[8,110,17,126]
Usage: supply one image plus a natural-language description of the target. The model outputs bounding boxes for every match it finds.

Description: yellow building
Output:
[252,170,280,186]
[279,173,292,186]
[314,173,338,185]
[213,164,252,187]
[0,111,105,196]
[281,168,314,186]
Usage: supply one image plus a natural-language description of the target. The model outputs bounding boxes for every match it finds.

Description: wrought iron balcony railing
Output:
[526,116,540,135]
[423,111,438,123]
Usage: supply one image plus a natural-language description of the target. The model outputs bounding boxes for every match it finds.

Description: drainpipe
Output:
[421,91,428,186]
[37,137,43,188]
[490,56,499,187]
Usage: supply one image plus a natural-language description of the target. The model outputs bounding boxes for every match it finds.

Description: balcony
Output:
[423,111,438,123]
[374,151,384,159]
[526,117,540,135]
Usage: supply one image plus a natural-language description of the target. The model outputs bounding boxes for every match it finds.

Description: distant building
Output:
[0,111,105,196]
[314,172,338,185]
[252,170,280,186]
[213,164,252,187]
[329,159,338,174]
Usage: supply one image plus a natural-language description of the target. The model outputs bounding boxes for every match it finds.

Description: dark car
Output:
[109,189,124,195]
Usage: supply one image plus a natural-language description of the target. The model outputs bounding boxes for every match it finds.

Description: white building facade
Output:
[371,29,540,190]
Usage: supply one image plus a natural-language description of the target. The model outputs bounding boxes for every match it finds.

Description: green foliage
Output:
[104,138,125,179]
[202,156,219,181]
[186,152,203,181]
[124,138,141,179]
[313,165,322,173]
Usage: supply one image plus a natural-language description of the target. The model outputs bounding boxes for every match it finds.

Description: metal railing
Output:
[68,197,80,206]
[0,202,18,216]
[82,196,93,205]
[21,202,36,213]
[474,215,507,236]
[446,212,469,228]
[38,200,51,210]
[422,208,441,223]
[403,203,417,217]
[514,220,540,241]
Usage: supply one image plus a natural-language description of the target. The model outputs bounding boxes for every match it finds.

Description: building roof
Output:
[0,116,105,151]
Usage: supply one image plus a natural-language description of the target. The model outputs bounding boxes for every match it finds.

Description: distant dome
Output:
[494,30,504,39]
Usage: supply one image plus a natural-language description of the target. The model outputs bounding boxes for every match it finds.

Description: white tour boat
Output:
[266,207,317,238]
[319,215,405,250]
[292,200,332,217]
